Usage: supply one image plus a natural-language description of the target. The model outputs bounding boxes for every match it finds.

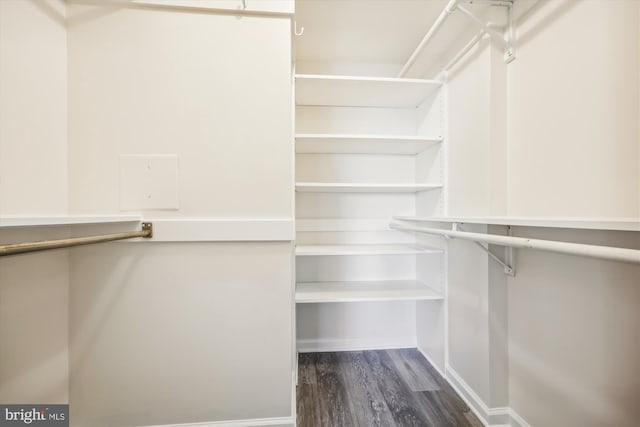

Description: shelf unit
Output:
[296,280,443,303]
[295,134,442,155]
[295,182,442,193]
[295,244,441,257]
[295,74,442,108]
[294,72,447,355]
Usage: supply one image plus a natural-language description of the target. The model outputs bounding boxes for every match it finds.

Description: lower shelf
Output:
[295,244,441,256]
[296,280,443,303]
[295,182,442,193]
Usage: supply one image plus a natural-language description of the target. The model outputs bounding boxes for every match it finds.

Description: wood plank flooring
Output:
[297,349,483,427]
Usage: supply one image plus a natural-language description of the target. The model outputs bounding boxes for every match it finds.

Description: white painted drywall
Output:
[65,3,295,425]
[69,241,293,426]
[446,224,491,404]
[507,0,639,218]
[446,40,493,216]
[504,2,640,422]
[0,230,69,405]
[0,0,69,405]
[508,228,640,426]
[0,0,67,214]
[67,3,293,218]
[445,1,640,425]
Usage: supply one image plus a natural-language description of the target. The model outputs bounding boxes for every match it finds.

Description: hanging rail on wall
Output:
[0,223,153,257]
[390,221,640,265]
[442,30,486,72]
[398,0,515,78]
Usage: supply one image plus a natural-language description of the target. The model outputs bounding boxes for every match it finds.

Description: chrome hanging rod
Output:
[0,223,153,257]
[390,222,640,265]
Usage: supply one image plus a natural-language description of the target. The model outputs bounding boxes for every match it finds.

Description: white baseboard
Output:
[145,416,294,427]
[416,346,445,379]
[297,337,416,353]
[444,365,531,427]
[508,409,531,427]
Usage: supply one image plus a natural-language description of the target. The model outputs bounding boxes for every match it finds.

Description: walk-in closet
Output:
[0,0,638,426]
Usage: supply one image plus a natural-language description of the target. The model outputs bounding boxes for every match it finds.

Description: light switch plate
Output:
[119,155,179,211]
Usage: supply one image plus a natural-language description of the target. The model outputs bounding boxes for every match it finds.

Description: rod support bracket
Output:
[504,225,516,276]
[459,224,516,276]
[447,222,461,239]
[142,222,153,238]
[503,264,516,277]
[458,0,516,64]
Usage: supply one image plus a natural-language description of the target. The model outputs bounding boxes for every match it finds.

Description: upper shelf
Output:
[0,215,143,229]
[295,74,442,108]
[295,134,442,155]
[394,216,640,232]
[296,183,442,193]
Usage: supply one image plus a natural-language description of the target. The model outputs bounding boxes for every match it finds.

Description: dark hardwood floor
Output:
[297,349,483,427]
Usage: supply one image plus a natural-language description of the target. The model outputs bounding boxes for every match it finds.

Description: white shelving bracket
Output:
[457,223,516,276]
[458,0,516,63]
[505,226,516,276]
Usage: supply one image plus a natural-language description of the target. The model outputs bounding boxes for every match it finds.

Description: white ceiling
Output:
[294,0,531,78]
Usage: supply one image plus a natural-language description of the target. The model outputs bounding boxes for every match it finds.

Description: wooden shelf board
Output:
[296,182,442,193]
[394,216,640,232]
[295,74,442,108]
[295,134,442,155]
[295,244,441,256]
[296,280,443,303]
[0,215,143,228]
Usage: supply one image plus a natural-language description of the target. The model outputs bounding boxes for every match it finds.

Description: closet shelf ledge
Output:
[296,183,442,193]
[393,216,640,232]
[295,244,442,256]
[0,215,144,228]
[296,280,443,303]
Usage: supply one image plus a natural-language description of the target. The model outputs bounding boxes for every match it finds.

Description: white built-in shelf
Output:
[296,182,442,193]
[295,244,441,256]
[295,74,442,108]
[295,280,443,303]
[0,215,143,229]
[393,216,640,232]
[295,134,442,155]
[297,218,392,232]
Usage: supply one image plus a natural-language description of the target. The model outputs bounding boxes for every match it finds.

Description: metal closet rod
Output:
[390,222,640,265]
[0,223,153,257]
[398,0,514,77]
[398,0,459,77]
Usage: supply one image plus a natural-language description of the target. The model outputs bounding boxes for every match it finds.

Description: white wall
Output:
[0,0,69,405]
[447,39,507,217]
[507,0,639,218]
[504,3,640,422]
[0,0,68,215]
[69,241,293,426]
[67,3,293,218]
[445,1,640,425]
[0,229,69,405]
[64,3,295,425]
[508,228,640,427]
